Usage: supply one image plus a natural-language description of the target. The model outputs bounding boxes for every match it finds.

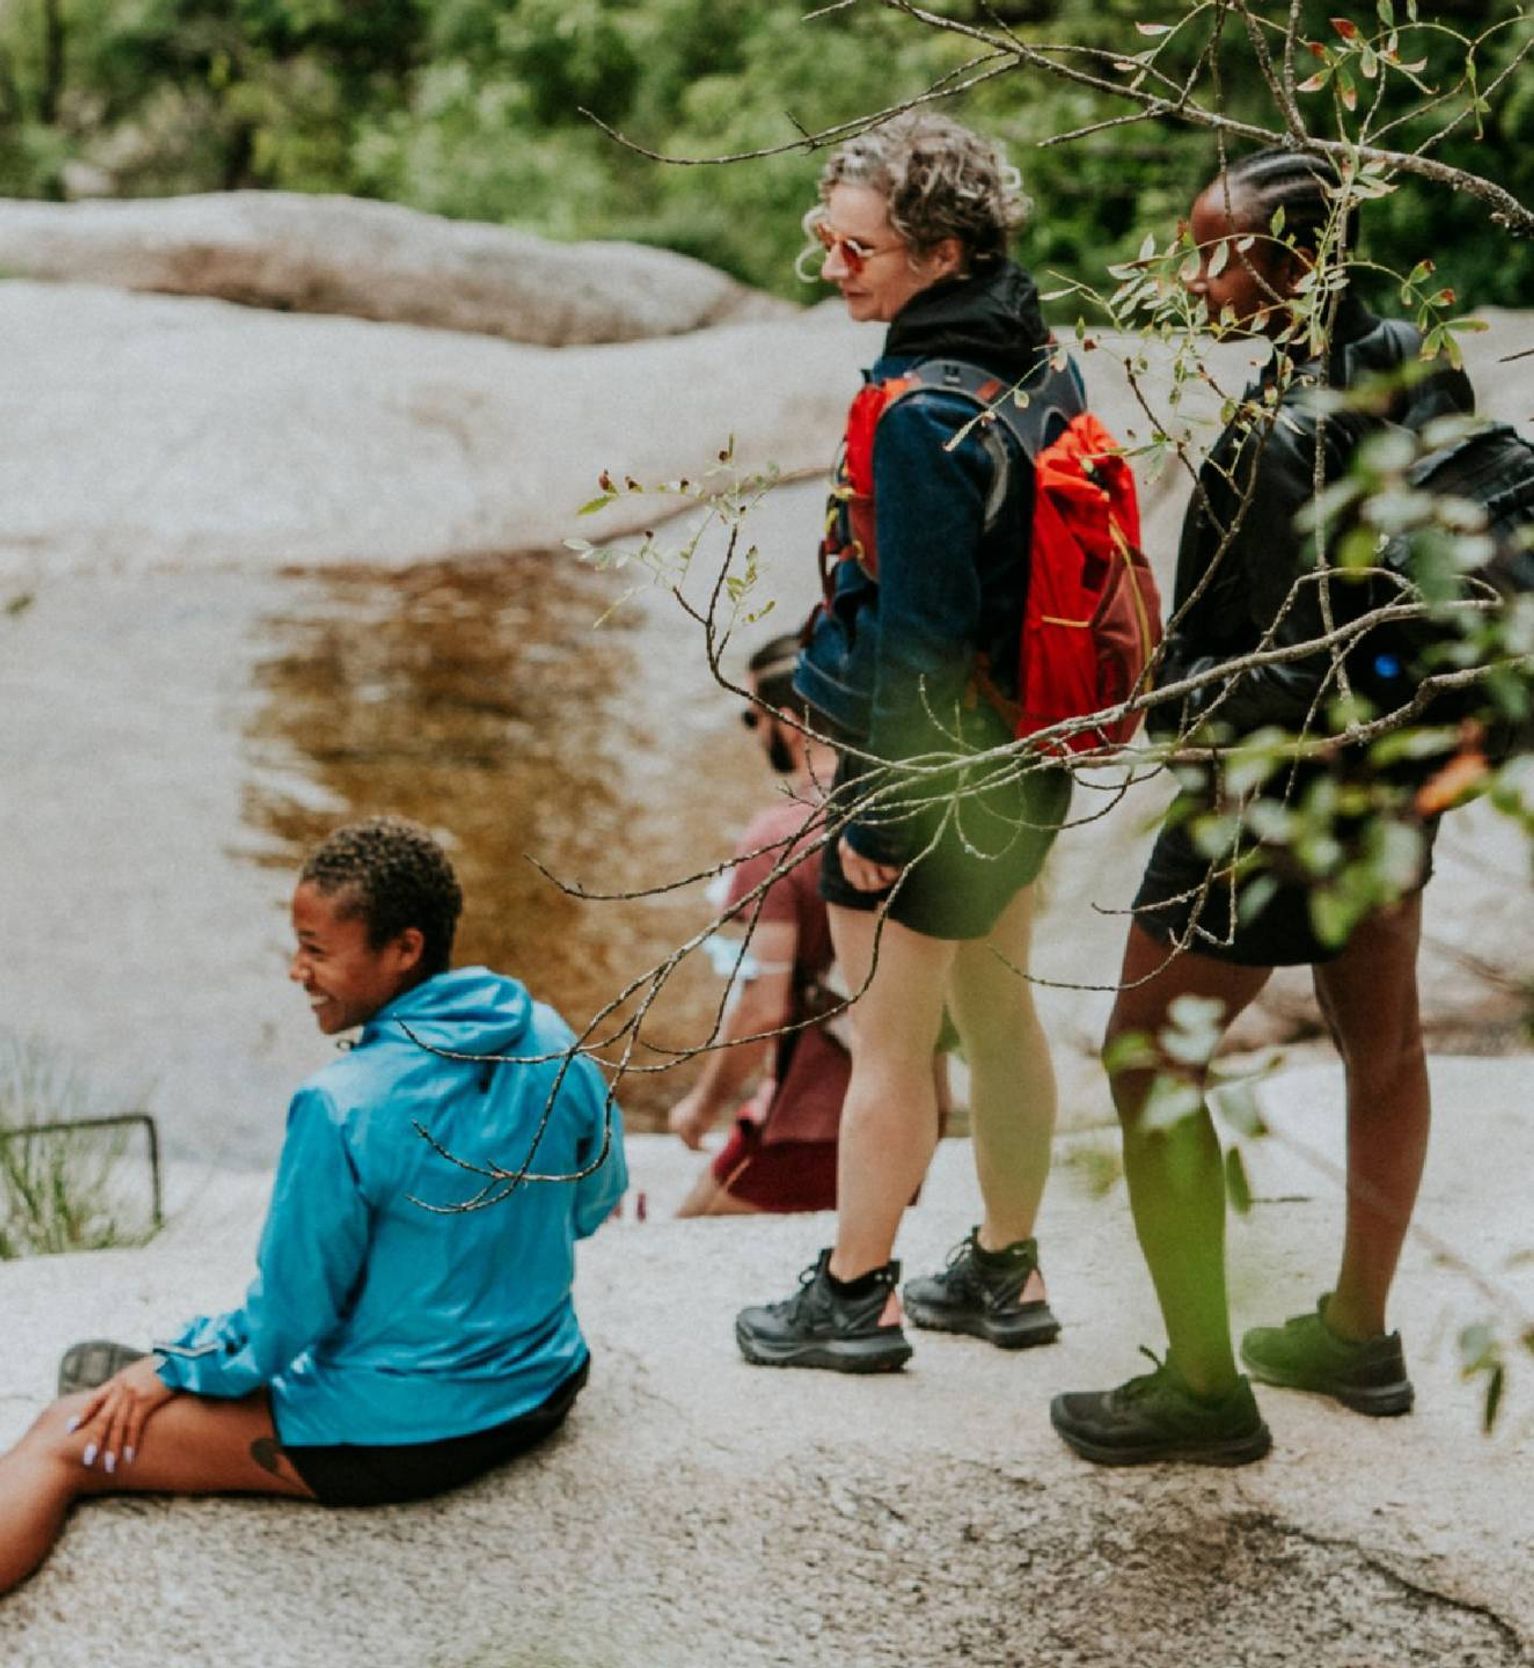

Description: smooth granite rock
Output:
[0,1065,1529,1667]
[0,192,787,345]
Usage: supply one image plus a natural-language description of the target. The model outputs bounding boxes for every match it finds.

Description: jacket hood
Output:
[882,260,1050,381]
[361,965,532,1057]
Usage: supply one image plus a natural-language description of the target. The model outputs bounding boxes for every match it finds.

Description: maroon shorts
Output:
[711,1118,838,1213]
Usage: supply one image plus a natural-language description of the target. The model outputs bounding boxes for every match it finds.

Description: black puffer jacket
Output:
[1152,294,1476,741]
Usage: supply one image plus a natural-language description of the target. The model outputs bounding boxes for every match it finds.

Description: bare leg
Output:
[828,904,956,1280]
[1104,926,1272,1397]
[1311,895,1429,1339]
[947,884,1054,1297]
[0,1388,313,1595]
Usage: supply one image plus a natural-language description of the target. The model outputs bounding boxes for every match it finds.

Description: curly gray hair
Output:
[813,112,1029,267]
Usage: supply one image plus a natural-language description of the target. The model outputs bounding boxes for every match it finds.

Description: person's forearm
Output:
[686,987,791,1114]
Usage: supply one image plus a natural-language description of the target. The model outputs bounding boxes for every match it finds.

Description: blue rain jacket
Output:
[154,967,626,1446]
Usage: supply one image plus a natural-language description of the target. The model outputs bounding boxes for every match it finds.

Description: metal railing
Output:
[0,1111,163,1232]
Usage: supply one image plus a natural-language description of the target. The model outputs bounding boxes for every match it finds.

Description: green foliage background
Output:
[0,0,1526,307]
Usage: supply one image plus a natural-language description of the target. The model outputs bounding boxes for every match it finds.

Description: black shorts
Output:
[821,748,1071,941]
[282,1356,589,1508]
[1133,804,1438,968]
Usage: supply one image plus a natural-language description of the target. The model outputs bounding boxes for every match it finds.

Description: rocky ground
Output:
[0,1060,1529,1668]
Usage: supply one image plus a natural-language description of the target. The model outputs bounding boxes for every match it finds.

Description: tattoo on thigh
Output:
[249,1435,285,1477]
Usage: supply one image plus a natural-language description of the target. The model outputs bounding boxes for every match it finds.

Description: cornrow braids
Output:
[1221,147,1359,259]
[302,816,463,976]
[816,112,1029,267]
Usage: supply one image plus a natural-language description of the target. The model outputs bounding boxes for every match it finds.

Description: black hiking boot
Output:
[735,1250,912,1373]
[903,1228,1060,1349]
[1051,1351,1272,1467]
[1240,1296,1414,1416]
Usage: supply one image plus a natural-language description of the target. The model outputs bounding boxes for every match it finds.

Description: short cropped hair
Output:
[301,816,463,976]
[747,633,806,719]
[1221,147,1359,258]
[816,112,1029,266]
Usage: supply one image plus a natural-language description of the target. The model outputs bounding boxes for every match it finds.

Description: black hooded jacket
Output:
[1155,293,1476,740]
[793,261,1062,862]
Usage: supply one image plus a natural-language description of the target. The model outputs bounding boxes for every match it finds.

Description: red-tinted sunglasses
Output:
[811,218,902,276]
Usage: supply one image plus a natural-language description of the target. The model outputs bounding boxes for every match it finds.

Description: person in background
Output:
[0,816,625,1592]
[669,636,853,1216]
[1050,150,1474,1467]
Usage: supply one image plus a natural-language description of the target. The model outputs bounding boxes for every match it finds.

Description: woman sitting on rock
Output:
[0,816,625,1593]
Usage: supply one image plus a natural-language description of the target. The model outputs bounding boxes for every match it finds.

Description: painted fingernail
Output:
[124,1446,136,1465]
[66,1416,80,1433]
[104,1452,117,1475]
[82,1443,98,1467]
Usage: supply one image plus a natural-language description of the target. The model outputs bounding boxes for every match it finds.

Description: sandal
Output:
[57,1339,148,1396]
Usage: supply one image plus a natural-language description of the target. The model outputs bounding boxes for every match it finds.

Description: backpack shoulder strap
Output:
[880,349,1086,529]
[907,352,1086,460]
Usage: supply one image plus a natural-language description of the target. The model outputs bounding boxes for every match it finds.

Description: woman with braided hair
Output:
[1051,149,1475,1466]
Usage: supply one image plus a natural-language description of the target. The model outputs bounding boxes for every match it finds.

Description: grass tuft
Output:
[0,1034,158,1258]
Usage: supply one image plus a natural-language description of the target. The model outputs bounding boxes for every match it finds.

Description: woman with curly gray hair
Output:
[736,112,1079,1373]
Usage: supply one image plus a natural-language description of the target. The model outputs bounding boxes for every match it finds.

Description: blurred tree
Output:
[0,1,1526,305]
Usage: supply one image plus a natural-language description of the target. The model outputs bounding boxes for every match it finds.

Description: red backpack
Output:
[824,353,1160,755]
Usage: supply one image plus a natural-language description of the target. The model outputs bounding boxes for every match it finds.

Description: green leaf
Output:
[1217,1080,1269,1140]
[1308,886,1357,947]
[1162,994,1229,1067]
[1224,1147,1253,1215]
[1376,0,1394,24]
[1235,872,1281,925]
[1339,70,1358,111]
[1103,1029,1159,1075]
[1458,1322,1496,1373]
[1135,20,1173,35]
[1142,1074,1202,1133]
[577,493,616,516]
[1482,1364,1505,1433]
[1270,205,1287,237]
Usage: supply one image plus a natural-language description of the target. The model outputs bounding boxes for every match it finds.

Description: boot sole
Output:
[1050,1401,1273,1468]
[58,1340,148,1397]
[903,1298,1060,1351]
[735,1321,912,1373]
[1239,1348,1414,1417]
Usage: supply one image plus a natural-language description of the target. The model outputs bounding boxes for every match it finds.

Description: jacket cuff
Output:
[841,817,908,867]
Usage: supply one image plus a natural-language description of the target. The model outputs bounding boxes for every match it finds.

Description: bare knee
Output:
[7,1399,92,1501]
[16,1395,91,1458]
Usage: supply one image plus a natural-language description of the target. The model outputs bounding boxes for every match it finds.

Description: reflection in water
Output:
[246,553,744,1128]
